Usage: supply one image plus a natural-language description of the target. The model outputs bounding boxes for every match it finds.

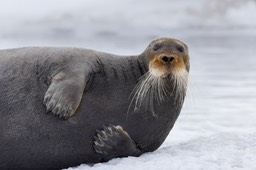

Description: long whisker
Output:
[128,68,188,117]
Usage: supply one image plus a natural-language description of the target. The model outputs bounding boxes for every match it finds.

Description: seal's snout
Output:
[149,53,187,77]
[160,56,175,64]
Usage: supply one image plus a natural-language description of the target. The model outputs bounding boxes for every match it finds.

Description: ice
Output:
[1,0,256,169]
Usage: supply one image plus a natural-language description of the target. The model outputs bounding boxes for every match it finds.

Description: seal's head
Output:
[141,38,189,77]
[131,38,190,113]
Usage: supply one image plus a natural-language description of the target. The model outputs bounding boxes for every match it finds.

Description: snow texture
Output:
[0,0,256,169]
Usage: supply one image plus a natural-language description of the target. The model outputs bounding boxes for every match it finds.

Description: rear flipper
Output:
[93,125,142,162]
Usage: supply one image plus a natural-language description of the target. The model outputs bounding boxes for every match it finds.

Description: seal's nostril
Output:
[161,56,175,63]
[169,57,175,62]
[161,56,169,63]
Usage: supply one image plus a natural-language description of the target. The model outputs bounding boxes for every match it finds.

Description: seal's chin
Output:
[149,65,187,79]
[149,67,167,77]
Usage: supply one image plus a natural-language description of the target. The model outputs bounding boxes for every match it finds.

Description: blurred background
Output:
[1,0,256,52]
[1,0,256,169]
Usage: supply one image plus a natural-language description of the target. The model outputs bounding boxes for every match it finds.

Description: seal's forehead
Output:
[150,38,188,49]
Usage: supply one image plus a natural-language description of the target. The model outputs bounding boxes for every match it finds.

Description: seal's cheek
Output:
[149,54,186,77]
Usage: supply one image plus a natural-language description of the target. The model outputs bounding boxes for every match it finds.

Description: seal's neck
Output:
[136,53,149,73]
[127,55,148,77]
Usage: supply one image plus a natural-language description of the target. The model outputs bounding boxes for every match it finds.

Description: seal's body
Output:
[0,38,189,169]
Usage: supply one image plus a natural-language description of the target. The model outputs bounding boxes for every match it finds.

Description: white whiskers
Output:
[128,68,189,116]
[172,68,189,104]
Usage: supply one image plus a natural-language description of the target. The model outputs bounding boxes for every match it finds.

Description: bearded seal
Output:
[0,38,189,169]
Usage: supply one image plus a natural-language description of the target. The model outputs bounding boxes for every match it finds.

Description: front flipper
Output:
[93,125,142,162]
[44,71,87,119]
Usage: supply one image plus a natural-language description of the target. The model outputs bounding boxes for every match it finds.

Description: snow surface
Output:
[1,0,256,169]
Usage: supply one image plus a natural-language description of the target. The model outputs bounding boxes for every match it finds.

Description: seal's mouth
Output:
[149,53,186,78]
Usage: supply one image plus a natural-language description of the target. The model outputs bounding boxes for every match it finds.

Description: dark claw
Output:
[97,132,104,140]
[47,102,54,111]
[104,126,112,136]
[46,108,51,113]
[63,113,69,120]
[68,109,73,116]
[94,146,103,154]
[63,111,68,119]
[111,126,119,134]
[52,106,60,115]
[43,96,50,104]
[57,108,63,116]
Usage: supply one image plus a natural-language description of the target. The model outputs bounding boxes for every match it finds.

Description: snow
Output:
[67,133,256,170]
[1,0,256,169]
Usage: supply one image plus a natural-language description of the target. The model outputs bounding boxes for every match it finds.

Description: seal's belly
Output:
[76,73,177,151]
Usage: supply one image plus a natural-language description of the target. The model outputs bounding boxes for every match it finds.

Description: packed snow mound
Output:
[66,132,256,170]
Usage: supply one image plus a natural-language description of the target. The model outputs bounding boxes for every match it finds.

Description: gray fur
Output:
[0,38,189,169]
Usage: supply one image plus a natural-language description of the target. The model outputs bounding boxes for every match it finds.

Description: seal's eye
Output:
[153,44,162,51]
[177,46,184,53]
